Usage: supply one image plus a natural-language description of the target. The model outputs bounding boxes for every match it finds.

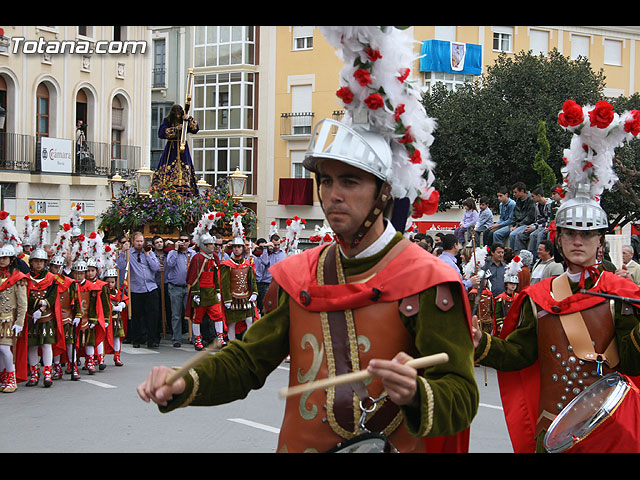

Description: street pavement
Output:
[0,338,512,453]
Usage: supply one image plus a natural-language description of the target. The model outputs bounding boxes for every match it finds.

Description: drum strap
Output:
[551,273,619,368]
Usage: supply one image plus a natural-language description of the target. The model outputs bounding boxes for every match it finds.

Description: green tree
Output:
[532,120,556,194]
[422,49,606,210]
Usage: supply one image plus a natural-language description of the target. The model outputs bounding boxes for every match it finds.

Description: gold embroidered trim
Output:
[177,368,199,409]
[631,326,640,354]
[418,376,434,436]
[475,332,492,364]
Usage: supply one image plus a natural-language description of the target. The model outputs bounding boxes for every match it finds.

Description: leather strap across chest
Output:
[551,273,619,368]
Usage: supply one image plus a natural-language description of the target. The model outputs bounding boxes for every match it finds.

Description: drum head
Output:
[326,432,391,453]
[544,373,629,453]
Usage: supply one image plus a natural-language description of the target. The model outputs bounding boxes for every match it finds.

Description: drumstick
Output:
[279,352,449,399]
[165,338,220,386]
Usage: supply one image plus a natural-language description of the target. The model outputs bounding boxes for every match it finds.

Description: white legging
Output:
[0,344,15,373]
[28,344,53,367]
[228,318,253,341]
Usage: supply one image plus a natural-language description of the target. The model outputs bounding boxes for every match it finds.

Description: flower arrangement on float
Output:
[98,179,257,239]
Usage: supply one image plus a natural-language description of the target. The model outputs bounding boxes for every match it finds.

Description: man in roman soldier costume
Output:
[186,212,225,350]
[474,100,640,453]
[0,212,28,393]
[85,232,111,371]
[70,234,106,377]
[25,220,64,388]
[492,255,522,337]
[220,214,258,343]
[49,222,76,379]
[102,248,127,367]
[138,27,478,453]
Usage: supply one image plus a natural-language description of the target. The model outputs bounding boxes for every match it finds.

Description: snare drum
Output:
[544,372,640,453]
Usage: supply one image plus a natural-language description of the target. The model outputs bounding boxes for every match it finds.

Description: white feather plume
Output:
[319,26,437,206]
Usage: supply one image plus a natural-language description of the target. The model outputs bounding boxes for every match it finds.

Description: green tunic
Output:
[474,272,640,451]
[160,233,479,441]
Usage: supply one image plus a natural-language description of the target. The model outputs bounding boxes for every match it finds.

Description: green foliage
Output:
[422,49,606,209]
[98,179,257,238]
[532,120,557,194]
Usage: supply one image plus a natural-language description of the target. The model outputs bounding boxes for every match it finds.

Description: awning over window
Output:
[278,178,314,205]
[419,40,482,76]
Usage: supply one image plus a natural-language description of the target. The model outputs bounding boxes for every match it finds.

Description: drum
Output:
[544,372,640,453]
[326,432,396,453]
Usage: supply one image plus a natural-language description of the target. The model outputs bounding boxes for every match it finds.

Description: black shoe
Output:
[133,343,140,348]
[147,343,159,349]
[173,342,181,348]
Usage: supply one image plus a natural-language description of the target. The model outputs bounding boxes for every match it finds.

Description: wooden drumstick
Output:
[165,338,220,386]
[278,352,449,399]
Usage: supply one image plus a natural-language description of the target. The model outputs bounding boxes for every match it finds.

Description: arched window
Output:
[36,83,50,141]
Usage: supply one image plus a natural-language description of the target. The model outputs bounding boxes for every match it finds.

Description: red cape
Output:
[270,241,473,452]
[2,270,28,383]
[104,286,129,354]
[497,271,640,453]
[74,280,107,354]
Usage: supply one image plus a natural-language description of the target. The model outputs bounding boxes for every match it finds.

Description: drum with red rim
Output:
[544,372,640,453]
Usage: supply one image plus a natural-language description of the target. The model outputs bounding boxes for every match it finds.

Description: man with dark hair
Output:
[165,232,196,347]
[530,239,564,285]
[493,182,536,248]
[511,186,551,257]
[254,233,286,309]
[483,242,507,296]
[484,187,515,247]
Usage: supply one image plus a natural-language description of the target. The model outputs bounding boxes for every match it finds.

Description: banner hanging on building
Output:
[420,40,482,76]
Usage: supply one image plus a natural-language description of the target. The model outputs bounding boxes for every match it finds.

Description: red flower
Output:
[216,212,225,217]
[558,100,584,127]
[624,110,640,136]
[309,235,321,243]
[0,211,8,220]
[63,223,71,231]
[271,221,276,226]
[589,100,615,129]
[364,93,384,110]
[78,234,85,242]
[105,245,111,252]
[208,214,215,220]
[76,204,82,210]
[365,47,382,62]
[336,86,354,104]
[323,233,333,243]
[39,221,48,229]
[353,68,372,86]
[397,68,410,83]
[411,190,439,218]
[394,104,405,122]
[513,255,521,263]
[399,127,414,144]
[89,232,97,239]
[286,218,293,226]
[409,149,422,164]
[582,161,594,171]
[293,216,300,221]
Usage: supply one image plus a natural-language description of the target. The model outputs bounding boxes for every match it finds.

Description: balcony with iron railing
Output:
[0,132,142,178]
[280,112,314,140]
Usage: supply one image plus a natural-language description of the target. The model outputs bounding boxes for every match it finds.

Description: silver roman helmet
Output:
[0,244,16,257]
[555,184,609,231]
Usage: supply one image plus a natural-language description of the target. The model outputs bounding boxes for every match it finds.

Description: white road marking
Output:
[80,378,117,389]
[228,418,280,434]
[479,402,503,410]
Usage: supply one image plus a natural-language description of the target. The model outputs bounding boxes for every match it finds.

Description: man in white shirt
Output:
[530,239,564,284]
[616,245,640,285]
